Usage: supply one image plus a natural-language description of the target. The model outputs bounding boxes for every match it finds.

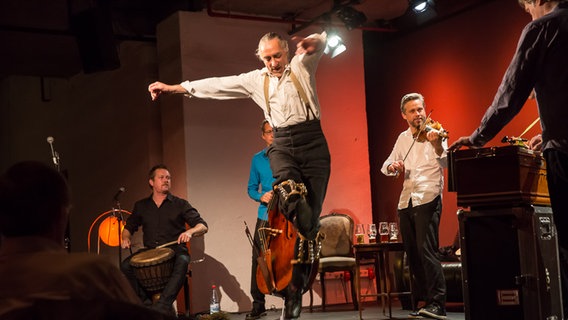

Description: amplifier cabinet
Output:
[448,146,549,208]
[458,206,562,320]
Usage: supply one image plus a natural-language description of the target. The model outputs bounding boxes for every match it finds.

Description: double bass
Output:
[245,190,321,297]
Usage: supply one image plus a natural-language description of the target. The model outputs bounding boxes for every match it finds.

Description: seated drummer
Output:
[121,164,208,316]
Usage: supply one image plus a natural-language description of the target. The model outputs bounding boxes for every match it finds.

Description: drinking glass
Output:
[389,222,399,242]
[367,223,377,243]
[355,224,365,244]
[378,222,389,243]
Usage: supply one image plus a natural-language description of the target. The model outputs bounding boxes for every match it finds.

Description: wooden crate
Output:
[448,146,550,208]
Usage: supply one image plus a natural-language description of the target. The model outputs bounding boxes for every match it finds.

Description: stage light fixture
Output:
[411,0,434,13]
[324,33,346,58]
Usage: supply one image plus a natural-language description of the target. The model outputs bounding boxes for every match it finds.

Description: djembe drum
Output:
[130,247,175,302]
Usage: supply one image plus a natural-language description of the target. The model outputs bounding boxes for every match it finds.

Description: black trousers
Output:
[268,120,330,319]
[250,218,267,312]
[398,196,446,309]
[268,120,331,240]
[121,245,190,308]
[544,149,568,315]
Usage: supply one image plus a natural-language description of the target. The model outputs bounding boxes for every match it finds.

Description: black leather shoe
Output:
[418,304,447,320]
[245,308,267,320]
[282,291,301,320]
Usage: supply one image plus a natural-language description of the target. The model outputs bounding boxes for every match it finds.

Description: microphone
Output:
[46,136,58,167]
[113,187,126,201]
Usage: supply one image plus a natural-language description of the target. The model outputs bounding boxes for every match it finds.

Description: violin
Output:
[413,118,449,142]
[500,117,541,149]
[501,136,528,148]
[395,116,449,178]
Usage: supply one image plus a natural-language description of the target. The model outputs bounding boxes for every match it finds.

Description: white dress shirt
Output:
[180,33,326,128]
[381,128,448,209]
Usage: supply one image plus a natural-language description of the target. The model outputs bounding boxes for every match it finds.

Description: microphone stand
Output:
[47,136,70,252]
[112,199,126,266]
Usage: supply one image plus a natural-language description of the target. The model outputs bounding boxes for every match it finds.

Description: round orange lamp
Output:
[87,209,131,253]
[98,216,126,247]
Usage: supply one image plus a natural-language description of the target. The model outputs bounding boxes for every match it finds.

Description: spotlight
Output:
[410,0,434,13]
[324,33,346,58]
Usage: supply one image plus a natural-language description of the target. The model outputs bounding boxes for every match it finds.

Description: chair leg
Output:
[349,270,358,310]
[183,274,190,317]
[340,274,348,303]
[320,272,326,312]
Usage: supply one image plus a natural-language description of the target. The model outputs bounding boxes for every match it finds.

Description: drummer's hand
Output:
[121,238,131,249]
[178,231,193,244]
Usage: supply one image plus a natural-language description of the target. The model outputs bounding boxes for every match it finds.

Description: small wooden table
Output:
[353,242,412,319]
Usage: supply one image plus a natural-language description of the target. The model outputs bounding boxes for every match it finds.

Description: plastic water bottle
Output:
[210,284,220,314]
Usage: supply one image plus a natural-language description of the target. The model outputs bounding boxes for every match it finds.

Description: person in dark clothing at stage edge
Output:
[148,31,331,320]
[449,0,568,316]
[121,164,208,317]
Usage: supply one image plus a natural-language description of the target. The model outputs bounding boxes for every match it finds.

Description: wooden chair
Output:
[309,212,358,311]
[176,237,206,318]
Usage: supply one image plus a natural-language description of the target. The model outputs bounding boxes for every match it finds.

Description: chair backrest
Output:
[319,212,354,258]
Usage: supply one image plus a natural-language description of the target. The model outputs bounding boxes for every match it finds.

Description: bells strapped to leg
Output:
[292,232,324,265]
[275,179,308,225]
[276,179,307,203]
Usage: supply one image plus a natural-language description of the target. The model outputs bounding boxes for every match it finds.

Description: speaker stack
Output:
[449,145,563,320]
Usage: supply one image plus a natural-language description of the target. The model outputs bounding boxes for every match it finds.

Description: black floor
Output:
[209,301,465,320]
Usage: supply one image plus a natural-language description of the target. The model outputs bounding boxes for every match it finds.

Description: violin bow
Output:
[502,117,540,146]
[244,221,261,257]
[518,117,540,139]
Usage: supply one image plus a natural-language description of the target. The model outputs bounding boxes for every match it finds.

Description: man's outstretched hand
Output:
[448,136,474,151]
[293,35,324,55]
[148,82,187,101]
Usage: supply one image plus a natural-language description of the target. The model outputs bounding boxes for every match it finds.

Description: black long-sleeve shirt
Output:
[471,2,568,153]
[124,193,208,249]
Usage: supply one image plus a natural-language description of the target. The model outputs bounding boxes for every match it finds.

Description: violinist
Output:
[380,93,448,320]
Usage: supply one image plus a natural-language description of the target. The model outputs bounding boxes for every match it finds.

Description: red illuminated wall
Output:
[364,1,540,246]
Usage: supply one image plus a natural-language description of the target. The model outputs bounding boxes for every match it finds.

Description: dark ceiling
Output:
[0,0,491,78]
